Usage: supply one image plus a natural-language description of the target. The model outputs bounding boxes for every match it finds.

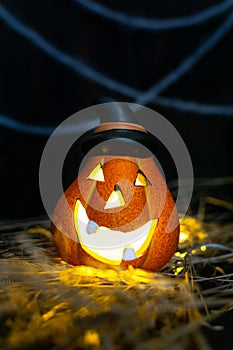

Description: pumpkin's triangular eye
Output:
[134,170,151,186]
[87,163,105,182]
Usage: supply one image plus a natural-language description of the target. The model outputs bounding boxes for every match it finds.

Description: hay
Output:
[0,179,233,349]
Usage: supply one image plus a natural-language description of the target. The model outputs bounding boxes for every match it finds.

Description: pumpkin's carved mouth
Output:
[74,199,158,265]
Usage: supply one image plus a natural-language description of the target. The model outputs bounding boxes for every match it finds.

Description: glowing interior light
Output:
[134,171,150,186]
[104,186,125,209]
[87,163,105,182]
[74,199,158,264]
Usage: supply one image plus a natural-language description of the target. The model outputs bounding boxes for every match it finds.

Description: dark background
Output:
[0,0,233,220]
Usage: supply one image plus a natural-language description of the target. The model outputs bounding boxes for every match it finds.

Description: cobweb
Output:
[0,1,233,136]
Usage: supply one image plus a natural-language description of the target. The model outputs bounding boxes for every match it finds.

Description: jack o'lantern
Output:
[51,122,180,271]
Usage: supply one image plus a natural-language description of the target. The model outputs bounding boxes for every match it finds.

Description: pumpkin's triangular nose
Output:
[104,186,125,210]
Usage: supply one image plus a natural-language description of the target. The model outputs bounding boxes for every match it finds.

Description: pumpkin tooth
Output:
[86,220,99,234]
[122,247,136,261]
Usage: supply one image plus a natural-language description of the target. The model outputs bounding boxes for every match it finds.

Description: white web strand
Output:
[74,0,233,31]
[0,3,233,137]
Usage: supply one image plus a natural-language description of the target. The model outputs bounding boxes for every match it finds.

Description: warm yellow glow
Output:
[83,329,100,346]
[200,245,207,252]
[214,266,225,275]
[135,171,148,186]
[174,266,184,275]
[104,188,125,209]
[74,199,158,265]
[136,219,158,257]
[87,163,105,182]
[179,216,208,245]
[59,264,178,287]
[179,231,190,243]
[173,216,211,276]
[42,302,69,321]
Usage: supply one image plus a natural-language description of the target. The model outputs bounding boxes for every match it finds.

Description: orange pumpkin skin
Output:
[51,155,179,271]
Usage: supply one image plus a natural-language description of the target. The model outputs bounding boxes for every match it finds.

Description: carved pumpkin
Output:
[51,124,180,271]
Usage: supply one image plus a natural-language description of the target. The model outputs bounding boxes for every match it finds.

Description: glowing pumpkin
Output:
[51,124,179,271]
